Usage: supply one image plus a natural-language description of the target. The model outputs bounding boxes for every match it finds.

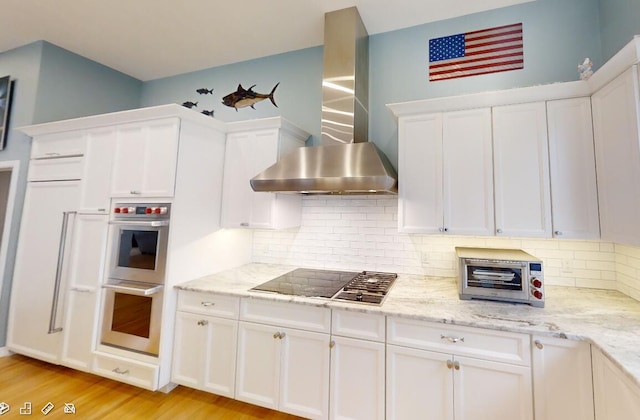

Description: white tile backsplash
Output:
[251,196,639,300]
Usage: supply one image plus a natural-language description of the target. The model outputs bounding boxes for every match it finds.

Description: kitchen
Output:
[1,0,640,419]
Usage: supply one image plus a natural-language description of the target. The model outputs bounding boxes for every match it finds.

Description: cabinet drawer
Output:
[240,299,331,333]
[387,318,531,366]
[177,291,240,319]
[332,310,385,342]
[31,132,86,159]
[28,157,84,181]
[93,352,159,391]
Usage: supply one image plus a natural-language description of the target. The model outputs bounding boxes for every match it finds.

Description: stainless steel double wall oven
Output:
[100,203,170,356]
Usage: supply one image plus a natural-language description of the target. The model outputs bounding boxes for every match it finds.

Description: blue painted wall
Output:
[140,0,602,168]
[599,0,640,62]
[0,41,142,346]
[141,47,323,143]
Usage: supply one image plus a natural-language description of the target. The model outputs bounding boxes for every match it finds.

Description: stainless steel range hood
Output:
[250,7,398,194]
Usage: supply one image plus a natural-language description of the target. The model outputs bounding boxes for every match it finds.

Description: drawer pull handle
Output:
[441,334,464,344]
[112,368,130,375]
[534,340,544,350]
[201,302,215,307]
[197,320,209,326]
[446,360,453,369]
[454,361,460,370]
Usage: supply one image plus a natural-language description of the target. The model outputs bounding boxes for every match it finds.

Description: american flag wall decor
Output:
[428,23,524,81]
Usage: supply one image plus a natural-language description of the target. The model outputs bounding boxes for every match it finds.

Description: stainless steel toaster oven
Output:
[456,247,544,307]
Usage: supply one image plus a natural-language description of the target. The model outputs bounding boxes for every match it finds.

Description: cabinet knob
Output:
[197,320,208,326]
[240,222,249,227]
[554,231,563,236]
[496,228,503,234]
[329,340,335,349]
[446,360,453,369]
[454,361,460,370]
[534,340,544,350]
[279,332,286,339]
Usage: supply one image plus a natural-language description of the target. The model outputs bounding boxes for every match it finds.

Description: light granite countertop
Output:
[176,263,640,388]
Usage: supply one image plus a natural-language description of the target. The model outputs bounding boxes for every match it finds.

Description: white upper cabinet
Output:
[398,108,494,235]
[110,118,180,198]
[398,113,443,233]
[493,102,552,238]
[546,97,600,239]
[221,118,309,230]
[442,109,494,236]
[79,127,117,214]
[591,66,640,246]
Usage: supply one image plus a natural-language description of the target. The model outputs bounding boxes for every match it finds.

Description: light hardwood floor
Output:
[0,354,304,419]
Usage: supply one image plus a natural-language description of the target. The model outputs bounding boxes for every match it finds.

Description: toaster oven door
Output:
[462,259,529,300]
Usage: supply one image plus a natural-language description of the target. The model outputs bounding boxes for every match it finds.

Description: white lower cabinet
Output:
[236,300,331,419]
[531,335,594,420]
[330,310,386,420]
[172,292,240,397]
[592,346,640,420]
[386,318,533,420]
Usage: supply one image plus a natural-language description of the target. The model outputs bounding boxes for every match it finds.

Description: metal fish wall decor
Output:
[181,87,216,116]
[222,83,279,111]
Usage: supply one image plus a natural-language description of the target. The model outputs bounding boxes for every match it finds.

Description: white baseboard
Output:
[0,347,12,357]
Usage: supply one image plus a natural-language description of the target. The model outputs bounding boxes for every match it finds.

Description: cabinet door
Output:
[110,119,179,198]
[493,102,552,238]
[236,321,281,410]
[454,355,533,420]
[592,66,640,246]
[61,214,109,371]
[80,128,117,214]
[280,328,330,420]
[443,108,494,236]
[386,344,453,420]
[221,132,254,228]
[531,336,594,420]
[172,312,238,398]
[330,336,386,420]
[397,113,443,233]
[592,347,640,420]
[7,180,81,363]
[547,98,600,239]
[172,311,207,389]
[248,130,281,229]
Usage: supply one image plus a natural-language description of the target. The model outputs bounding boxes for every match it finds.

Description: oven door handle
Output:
[102,283,164,296]
[109,220,169,227]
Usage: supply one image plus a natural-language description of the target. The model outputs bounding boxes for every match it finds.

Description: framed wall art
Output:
[0,76,13,150]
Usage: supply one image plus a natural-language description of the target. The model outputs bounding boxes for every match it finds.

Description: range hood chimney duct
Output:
[250,7,398,194]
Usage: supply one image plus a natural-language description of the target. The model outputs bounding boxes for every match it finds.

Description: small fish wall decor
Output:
[181,87,216,116]
[222,83,279,111]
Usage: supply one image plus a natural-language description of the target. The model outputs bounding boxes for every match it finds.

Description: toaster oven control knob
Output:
[145,207,153,214]
[114,207,121,214]
[121,207,129,214]
[532,290,543,300]
[531,278,542,288]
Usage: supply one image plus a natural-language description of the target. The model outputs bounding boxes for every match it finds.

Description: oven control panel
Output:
[112,203,170,219]
[529,263,544,301]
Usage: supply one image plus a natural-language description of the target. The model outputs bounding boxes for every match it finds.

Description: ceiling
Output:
[0,0,534,81]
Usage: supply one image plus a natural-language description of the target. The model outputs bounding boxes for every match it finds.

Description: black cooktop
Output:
[250,268,358,298]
